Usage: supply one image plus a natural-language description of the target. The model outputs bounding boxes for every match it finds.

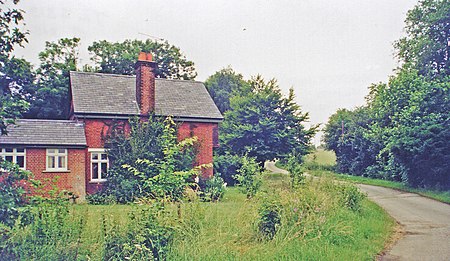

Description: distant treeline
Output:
[323,0,450,189]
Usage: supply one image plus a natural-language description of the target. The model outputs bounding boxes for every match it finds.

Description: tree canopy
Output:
[88,39,197,79]
[205,67,250,114]
[324,0,450,188]
[218,74,316,165]
[0,0,30,135]
[25,37,80,119]
[395,0,450,79]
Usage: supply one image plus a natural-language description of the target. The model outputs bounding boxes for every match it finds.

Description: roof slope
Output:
[70,71,223,121]
[0,119,87,147]
[70,72,139,115]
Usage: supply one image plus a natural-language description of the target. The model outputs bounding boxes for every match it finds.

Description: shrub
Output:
[234,156,262,199]
[337,184,366,212]
[0,196,85,260]
[91,116,198,203]
[257,199,281,240]
[0,160,31,227]
[103,207,173,261]
[285,153,305,187]
[201,176,226,202]
[213,153,242,186]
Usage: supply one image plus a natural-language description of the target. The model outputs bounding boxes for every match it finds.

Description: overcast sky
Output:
[13,0,418,145]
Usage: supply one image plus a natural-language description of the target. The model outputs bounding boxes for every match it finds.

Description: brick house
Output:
[0,52,223,200]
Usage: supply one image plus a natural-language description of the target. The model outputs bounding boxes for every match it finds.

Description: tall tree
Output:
[25,37,80,119]
[88,39,197,80]
[220,75,316,164]
[0,0,31,135]
[205,67,250,114]
[395,0,450,79]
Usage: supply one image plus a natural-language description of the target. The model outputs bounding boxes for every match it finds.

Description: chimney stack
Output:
[135,52,157,116]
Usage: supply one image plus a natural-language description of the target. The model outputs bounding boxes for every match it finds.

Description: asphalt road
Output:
[264,162,450,260]
[358,184,450,261]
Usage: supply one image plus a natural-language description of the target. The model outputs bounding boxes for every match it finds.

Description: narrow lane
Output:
[265,162,450,260]
[358,184,450,261]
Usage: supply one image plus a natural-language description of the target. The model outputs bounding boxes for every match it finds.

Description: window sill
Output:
[89,179,107,184]
[43,170,71,173]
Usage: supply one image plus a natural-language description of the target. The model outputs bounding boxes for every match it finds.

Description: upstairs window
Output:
[90,149,108,182]
[46,149,68,171]
[0,148,26,169]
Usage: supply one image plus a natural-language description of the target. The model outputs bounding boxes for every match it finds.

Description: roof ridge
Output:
[70,71,204,83]
[70,71,135,78]
[156,78,204,84]
[16,119,80,124]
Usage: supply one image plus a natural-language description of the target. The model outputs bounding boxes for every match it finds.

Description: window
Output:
[0,148,26,169]
[46,149,68,171]
[90,149,108,182]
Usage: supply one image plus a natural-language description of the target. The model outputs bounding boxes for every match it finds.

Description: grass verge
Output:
[309,170,450,204]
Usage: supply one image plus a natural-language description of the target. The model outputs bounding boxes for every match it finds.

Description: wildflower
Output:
[194,176,199,183]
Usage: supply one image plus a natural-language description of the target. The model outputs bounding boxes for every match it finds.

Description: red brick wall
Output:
[178,122,218,178]
[83,119,129,194]
[25,148,86,200]
[78,118,218,194]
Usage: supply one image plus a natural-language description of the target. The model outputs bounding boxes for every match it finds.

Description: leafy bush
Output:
[0,196,85,260]
[285,153,305,187]
[257,199,281,240]
[234,156,262,199]
[213,153,242,186]
[0,160,31,227]
[201,176,226,202]
[91,116,199,203]
[103,207,173,261]
[337,184,366,212]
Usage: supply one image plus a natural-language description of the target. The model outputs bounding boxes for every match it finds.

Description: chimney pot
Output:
[138,52,147,61]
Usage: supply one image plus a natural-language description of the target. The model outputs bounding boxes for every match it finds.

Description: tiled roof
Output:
[70,72,139,115]
[70,71,223,121]
[0,119,87,146]
[154,79,223,120]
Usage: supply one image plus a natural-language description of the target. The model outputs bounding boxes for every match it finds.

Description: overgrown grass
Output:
[2,168,395,260]
[167,173,394,260]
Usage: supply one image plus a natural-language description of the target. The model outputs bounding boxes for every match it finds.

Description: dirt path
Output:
[358,184,450,261]
[265,162,450,260]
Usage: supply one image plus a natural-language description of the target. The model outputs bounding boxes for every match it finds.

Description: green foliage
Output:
[88,39,197,79]
[336,183,366,212]
[220,75,316,165]
[395,0,450,79]
[0,0,28,55]
[0,160,31,227]
[0,0,31,134]
[25,37,80,119]
[0,195,85,260]
[234,156,262,199]
[257,198,281,240]
[205,66,250,114]
[285,153,305,187]
[213,153,243,186]
[103,207,173,261]
[91,116,198,203]
[201,175,226,202]
[324,0,450,189]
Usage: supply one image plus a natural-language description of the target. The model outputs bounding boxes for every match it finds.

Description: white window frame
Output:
[0,148,26,169]
[89,148,109,182]
[46,148,68,171]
